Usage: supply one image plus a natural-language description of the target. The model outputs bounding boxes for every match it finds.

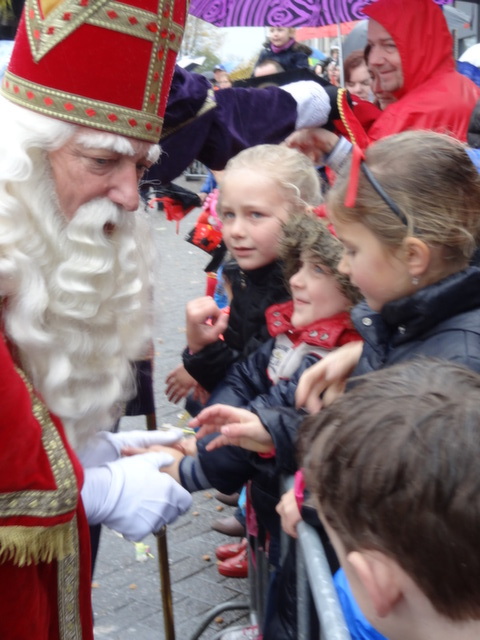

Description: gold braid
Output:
[337,87,356,146]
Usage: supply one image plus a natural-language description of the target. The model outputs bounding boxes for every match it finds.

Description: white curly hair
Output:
[0,98,156,448]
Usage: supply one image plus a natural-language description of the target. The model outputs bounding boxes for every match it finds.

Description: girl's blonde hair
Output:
[328,131,480,267]
[222,144,322,213]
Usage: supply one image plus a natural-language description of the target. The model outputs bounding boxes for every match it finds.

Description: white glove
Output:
[78,428,184,468]
[82,451,192,541]
[280,81,331,129]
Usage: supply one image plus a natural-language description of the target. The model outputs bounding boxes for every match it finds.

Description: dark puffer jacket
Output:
[351,266,480,377]
[268,266,480,640]
[183,260,289,392]
[255,40,312,72]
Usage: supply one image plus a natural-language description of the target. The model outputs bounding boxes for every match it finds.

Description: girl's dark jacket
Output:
[351,266,480,377]
[255,40,312,72]
[183,260,290,392]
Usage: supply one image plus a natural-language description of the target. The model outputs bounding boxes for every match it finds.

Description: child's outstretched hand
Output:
[186,296,229,354]
[276,488,302,539]
[165,363,197,403]
[285,127,339,164]
[295,341,363,413]
[190,405,275,454]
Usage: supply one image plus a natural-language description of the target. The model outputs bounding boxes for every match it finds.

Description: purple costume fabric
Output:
[157,66,298,183]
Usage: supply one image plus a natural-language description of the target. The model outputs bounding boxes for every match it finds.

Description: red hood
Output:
[364,0,454,99]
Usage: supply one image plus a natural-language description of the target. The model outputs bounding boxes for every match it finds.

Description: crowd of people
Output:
[2,0,480,639]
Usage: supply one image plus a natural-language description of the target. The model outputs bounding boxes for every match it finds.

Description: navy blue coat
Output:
[352,266,480,377]
[255,41,312,72]
[183,261,290,392]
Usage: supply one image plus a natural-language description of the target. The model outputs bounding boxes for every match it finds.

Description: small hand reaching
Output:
[190,404,274,453]
[276,488,302,539]
[165,363,197,404]
[285,127,339,165]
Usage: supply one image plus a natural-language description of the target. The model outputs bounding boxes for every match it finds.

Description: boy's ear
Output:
[347,550,402,618]
[402,237,431,277]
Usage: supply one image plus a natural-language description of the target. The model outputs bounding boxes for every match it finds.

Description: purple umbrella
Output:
[189,0,453,28]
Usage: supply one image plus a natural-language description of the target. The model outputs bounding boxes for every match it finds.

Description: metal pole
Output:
[156,526,175,640]
[336,0,344,86]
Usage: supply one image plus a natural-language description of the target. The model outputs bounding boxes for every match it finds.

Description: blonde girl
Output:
[167,144,322,403]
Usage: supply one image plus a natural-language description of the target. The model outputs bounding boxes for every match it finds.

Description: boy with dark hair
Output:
[302,358,480,640]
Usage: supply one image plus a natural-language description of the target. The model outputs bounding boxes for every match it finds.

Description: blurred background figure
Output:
[254,58,285,78]
[344,49,373,102]
[327,60,340,86]
[216,71,233,89]
[213,63,228,88]
[313,61,327,77]
[253,25,311,74]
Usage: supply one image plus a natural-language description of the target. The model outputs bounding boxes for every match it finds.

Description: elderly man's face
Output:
[367,19,403,93]
[48,130,158,219]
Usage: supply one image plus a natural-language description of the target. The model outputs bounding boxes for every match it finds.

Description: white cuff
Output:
[325,136,353,174]
[281,81,332,130]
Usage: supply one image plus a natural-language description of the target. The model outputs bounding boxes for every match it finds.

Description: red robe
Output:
[364,0,480,143]
[0,333,93,640]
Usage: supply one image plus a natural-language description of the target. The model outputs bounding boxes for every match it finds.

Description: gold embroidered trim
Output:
[26,0,182,62]
[2,71,164,141]
[337,87,356,145]
[160,88,217,140]
[0,367,78,520]
[4,0,186,141]
[58,515,82,640]
[0,521,74,566]
[27,0,109,62]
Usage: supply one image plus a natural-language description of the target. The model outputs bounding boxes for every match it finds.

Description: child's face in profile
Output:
[289,252,350,328]
[332,216,413,312]
[267,27,293,48]
[220,168,290,271]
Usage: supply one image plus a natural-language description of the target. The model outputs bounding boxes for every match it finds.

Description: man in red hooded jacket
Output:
[286,0,480,161]
[365,0,480,141]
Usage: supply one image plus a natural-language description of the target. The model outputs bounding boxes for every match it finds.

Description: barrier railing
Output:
[187,475,350,640]
[295,520,350,640]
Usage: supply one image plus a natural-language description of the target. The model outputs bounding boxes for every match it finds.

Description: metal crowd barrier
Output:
[184,475,350,640]
[295,520,350,640]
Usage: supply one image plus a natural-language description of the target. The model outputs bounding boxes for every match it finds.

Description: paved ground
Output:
[92,178,251,640]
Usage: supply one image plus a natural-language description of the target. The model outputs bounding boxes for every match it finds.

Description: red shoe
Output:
[218,549,248,578]
[215,538,247,562]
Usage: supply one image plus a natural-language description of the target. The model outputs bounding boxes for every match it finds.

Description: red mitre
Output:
[1,0,188,142]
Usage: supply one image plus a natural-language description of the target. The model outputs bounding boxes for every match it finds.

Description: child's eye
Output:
[344,248,356,257]
[313,264,326,275]
[221,210,235,220]
[250,211,265,220]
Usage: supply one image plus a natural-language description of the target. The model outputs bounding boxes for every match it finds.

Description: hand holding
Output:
[295,341,363,413]
[82,451,192,541]
[78,427,183,467]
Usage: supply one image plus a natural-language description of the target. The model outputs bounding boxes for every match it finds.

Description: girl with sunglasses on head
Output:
[295,130,480,414]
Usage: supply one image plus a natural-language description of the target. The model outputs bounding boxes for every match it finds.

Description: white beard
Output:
[0,159,154,450]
